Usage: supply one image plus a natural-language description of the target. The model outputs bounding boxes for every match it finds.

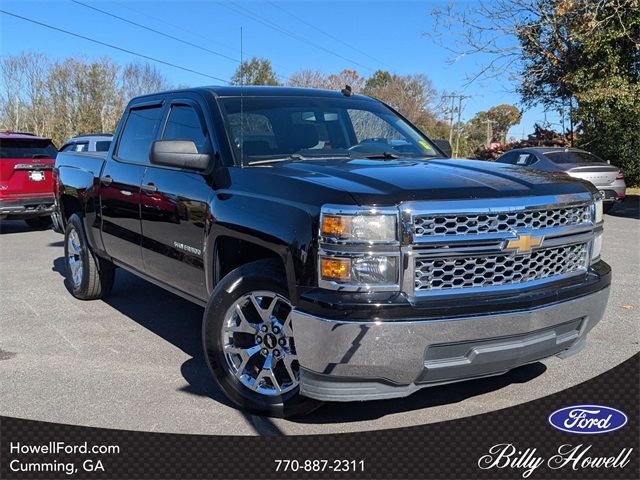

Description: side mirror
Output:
[433,139,452,158]
[149,140,211,171]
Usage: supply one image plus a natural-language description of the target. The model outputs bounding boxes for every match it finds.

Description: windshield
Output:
[218,95,440,165]
[0,138,57,159]
[544,150,606,165]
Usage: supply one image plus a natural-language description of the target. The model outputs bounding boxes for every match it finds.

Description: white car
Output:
[59,134,113,153]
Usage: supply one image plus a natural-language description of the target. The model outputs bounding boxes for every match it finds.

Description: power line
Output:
[217,1,376,73]
[265,1,393,70]
[71,0,239,64]
[110,1,291,77]
[112,0,239,54]
[0,9,230,83]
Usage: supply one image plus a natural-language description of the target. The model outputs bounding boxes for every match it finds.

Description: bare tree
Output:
[326,69,367,92]
[287,69,331,89]
[0,54,27,131]
[121,61,170,102]
[0,52,171,145]
[18,52,52,137]
[427,0,637,97]
[364,72,439,130]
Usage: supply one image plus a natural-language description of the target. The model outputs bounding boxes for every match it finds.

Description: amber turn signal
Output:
[321,215,350,238]
[320,257,350,282]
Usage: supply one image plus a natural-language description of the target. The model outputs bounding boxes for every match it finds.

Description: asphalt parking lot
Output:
[1,198,639,436]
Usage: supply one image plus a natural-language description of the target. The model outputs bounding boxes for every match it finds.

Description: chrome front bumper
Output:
[293,287,610,401]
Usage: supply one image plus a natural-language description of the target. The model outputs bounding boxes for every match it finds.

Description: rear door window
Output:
[60,143,75,152]
[496,152,517,164]
[74,142,89,152]
[95,141,111,152]
[117,105,164,163]
[0,138,57,159]
[497,151,534,166]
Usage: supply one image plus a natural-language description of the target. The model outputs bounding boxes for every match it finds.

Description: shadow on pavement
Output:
[54,256,286,435]
[51,258,233,409]
[51,256,546,431]
[608,195,639,220]
[0,219,46,234]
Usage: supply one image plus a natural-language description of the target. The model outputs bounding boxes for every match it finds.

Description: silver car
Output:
[496,147,626,212]
[59,133,113,153]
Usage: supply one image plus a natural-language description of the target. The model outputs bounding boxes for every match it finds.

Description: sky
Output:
[0,0,561,139]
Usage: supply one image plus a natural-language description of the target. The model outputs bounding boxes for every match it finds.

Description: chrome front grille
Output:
[401,193,599,296]
[414,243,589,292]
[413,205,591,237]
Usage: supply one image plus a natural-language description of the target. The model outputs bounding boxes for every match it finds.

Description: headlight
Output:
[318,205,401,291]
[591,233,603,264]
[594,197,603,223]
[319,255,398,286]
[320,207,398,244]
[591,196,604,263]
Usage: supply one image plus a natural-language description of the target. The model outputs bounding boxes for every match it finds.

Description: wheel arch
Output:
[212,234,296,300]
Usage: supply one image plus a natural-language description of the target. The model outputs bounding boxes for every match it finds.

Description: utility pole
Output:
[483,119,497,148]
[561,99,565,136]
[569,96,574,147]
[454,94,471,157]
[442,93,472,157]
[442,93,457,147]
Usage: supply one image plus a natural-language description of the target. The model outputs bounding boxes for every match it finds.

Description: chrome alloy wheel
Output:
[221,291,299,396]
[67,228,83,288]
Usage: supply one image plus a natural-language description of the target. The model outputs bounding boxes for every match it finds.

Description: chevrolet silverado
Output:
[53,87,611,417]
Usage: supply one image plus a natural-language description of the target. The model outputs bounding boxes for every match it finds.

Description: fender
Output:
[206,189,316,305]
[55,153,108,256]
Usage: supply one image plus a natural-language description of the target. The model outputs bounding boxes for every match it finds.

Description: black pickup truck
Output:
[53,86,611,417]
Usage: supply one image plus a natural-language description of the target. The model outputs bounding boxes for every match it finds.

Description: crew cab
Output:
[53,87,611,417]
[0,132,57,227]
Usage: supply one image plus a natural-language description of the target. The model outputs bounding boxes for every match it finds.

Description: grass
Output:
[626,187,640,196]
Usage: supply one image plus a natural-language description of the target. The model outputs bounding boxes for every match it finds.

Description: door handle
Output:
[141,183,158,193]
[100,175,112,186]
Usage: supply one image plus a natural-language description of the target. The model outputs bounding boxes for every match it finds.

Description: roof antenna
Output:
[341,84,352,97]
[240,26,245,168]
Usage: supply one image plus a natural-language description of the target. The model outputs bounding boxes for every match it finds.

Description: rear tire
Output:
[25,216,52,229]
[202,259,321,418]
[64,214,115,300]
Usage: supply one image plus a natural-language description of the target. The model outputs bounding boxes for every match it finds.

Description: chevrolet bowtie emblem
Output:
[506,234,544,253]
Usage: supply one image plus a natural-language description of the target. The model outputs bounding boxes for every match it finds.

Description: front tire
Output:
[64,214,115,300]
[202,259,321,418]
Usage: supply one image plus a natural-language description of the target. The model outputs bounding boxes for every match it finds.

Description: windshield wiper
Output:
[350,152,401,160]
[247,153,350,165]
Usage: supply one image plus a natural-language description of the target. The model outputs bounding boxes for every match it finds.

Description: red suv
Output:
[0,132,57,227]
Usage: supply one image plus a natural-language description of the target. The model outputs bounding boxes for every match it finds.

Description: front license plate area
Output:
[28,171,45,182]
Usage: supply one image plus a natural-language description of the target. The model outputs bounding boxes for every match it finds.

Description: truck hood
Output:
[264,157,594,205]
